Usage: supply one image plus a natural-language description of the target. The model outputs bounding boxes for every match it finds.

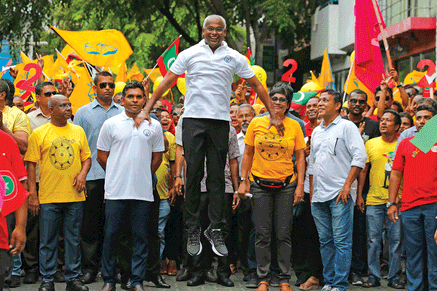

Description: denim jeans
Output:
[366,204,401,282]
[39,202,84,282]
[158,199,171,259]
[401,203,437,291]
[101,200,151,288]
[311,196,354,291]
[12,254,22,276]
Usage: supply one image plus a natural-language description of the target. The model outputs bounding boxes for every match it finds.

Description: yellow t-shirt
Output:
[244,115,305,182]
[24,123,91,204]
[365,136,401,205]
[156,132,176,200]
[2,106,30,134]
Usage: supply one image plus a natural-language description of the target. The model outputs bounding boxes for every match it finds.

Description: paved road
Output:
[8,270,393,291]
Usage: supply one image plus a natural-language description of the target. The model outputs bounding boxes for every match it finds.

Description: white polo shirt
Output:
[170,40,255,121]
[97,111,165,202]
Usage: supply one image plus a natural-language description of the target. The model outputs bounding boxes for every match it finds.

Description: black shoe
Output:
[350,272,364,286]
[121,279,131,290]
[216,275,234,287]
[54,271,65,283]
[66,278,89,291]
[206,269,217,283]
[187,228,202,256]
[38,281,55,291]
[145,275,171,288]
[270,273,279,287]
[99,283,116,291]
[9,275,21,288]
[246,272,258,288]
[187,275,205,286]
[176,268,191,281]
[24,271,39,284]
[81,272,96,284]
[204,225,228,256]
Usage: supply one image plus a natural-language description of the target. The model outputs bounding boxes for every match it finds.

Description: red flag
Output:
[156,36,183,87]
[246,48,254,66]
[354,0,385,93]
[0,156,29,217]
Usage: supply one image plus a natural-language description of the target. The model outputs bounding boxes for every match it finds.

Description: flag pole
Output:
[145,63,159,81]
[55,49,80,78]
[371,0,393,70]
[343,54,354,103]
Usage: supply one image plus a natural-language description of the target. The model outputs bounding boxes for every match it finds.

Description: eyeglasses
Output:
[58,103,72,109]
[172,111,181,116]
[375,96,390,101]
[43,91,58,97]
[98,82,115,89]
[271,96,287,103]
[206,27,224,33]
[349,99,367,105]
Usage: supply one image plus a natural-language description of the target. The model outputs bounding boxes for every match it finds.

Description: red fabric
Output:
[305,122,314,137]
[392,136,437,211]
[354,0,385,93]
[0,216,8,249]
[0,131,29,217]
[368,114,378,121]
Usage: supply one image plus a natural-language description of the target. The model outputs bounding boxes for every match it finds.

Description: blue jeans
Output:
[366,204,401,282]
[401,203,437,291]
[12,254,21,276]
[39,202,83,282]
[311,197,354,291]
[101,200,151,288]
[158,199,171,259]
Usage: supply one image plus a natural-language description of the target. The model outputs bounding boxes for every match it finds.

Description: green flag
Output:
[291,92,318,105]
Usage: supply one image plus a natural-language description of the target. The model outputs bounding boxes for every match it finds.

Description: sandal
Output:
[160,259,168,274]
[280,282,292,291]
[299,276,320,290]
[363,277,381,288]
[167,260,177,276]
[230,264,237,274]
[257,281,269,291]
[387,279,405,289]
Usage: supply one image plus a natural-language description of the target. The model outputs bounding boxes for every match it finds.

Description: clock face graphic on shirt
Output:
[49,136,75,170]
[256,133,288,161]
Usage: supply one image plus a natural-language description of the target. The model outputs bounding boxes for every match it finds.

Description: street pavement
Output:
[8,270,393,291]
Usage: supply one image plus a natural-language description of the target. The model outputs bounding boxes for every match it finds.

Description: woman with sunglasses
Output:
[238,87,306,291]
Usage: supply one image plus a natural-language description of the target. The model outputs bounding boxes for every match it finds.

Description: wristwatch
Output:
[396,83,404,88]
[240,177,247,181]
[386,202,396,208]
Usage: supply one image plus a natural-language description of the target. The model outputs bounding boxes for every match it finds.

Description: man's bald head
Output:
[48,94,69,108]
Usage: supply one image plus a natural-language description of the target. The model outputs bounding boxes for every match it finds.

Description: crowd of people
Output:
[1,14,437,291]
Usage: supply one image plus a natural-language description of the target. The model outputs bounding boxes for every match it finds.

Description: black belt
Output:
[252,173,293,191]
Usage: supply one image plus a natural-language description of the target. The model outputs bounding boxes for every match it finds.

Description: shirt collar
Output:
[120,110,131,121]
[91,98,119,110]
[35,108,49,118]
[321,114,342,128]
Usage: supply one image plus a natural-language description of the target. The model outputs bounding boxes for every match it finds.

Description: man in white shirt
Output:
[96,82,165,291]
[140,14,283,258]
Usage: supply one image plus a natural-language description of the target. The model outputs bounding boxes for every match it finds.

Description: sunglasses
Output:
[98,82,115,89]
[375,96,390,101]
[271,96,287,103]
[349,99,367,105]
[43,91,58,97]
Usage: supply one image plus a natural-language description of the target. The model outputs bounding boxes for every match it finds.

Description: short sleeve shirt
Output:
[97,111,165,202]
[156,132,176,200]
[2,106,30,135]
[170,40,255,121]
[392,137,437,211]
[244,115,305,182]
[24,123,91,204]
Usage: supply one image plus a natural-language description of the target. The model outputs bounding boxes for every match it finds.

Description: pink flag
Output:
[354,0,385,93]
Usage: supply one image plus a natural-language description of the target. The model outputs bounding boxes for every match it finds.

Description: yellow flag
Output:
[318,48,334,88]
[403,70,425,85]
[61,44,76,58]
[69,68,96,114]
[144,68,162,83]
[115,62,127,83]
[14,54,54,95]
[46,51,80,84]
[344,51,374,105]
[126,64,143,81]
[310,71,323,88]
[51,27,133,67]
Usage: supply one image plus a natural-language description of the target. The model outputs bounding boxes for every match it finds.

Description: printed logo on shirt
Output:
[412,148,420,158]
[431,145,437,153]
[1,171,16,198]
[224,55,232,63]
[256,133,288,161]
[143,129,151,137]
[49,136,75,170]
[382,151,394,189]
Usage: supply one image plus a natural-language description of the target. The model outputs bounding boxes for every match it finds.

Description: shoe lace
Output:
[188,229,201,245]
[211,229,225,246]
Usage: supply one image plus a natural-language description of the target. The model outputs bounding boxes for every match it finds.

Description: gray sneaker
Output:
[321,285,332,291]
[204,225,228,256]
[187,228,202,256]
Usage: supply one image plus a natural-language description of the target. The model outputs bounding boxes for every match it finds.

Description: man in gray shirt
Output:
[308,90,366,291]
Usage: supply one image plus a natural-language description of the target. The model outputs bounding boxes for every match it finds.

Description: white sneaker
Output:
[321,285,332,291]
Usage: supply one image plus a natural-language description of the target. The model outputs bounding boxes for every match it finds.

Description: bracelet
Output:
[174,175,181,180]
[397,83,403,88]
[240,177,247,181]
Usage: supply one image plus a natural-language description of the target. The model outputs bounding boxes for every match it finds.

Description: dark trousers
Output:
[182,118,229,230]
[0,248,11,291]
[291,192,323,282]
[165,195,184,263]
[351,207,367,275]
[101,200,151,288]
[237,199,254,275]
[191,192,232,278]
[81,179,105,275]
[118,190,161,283]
